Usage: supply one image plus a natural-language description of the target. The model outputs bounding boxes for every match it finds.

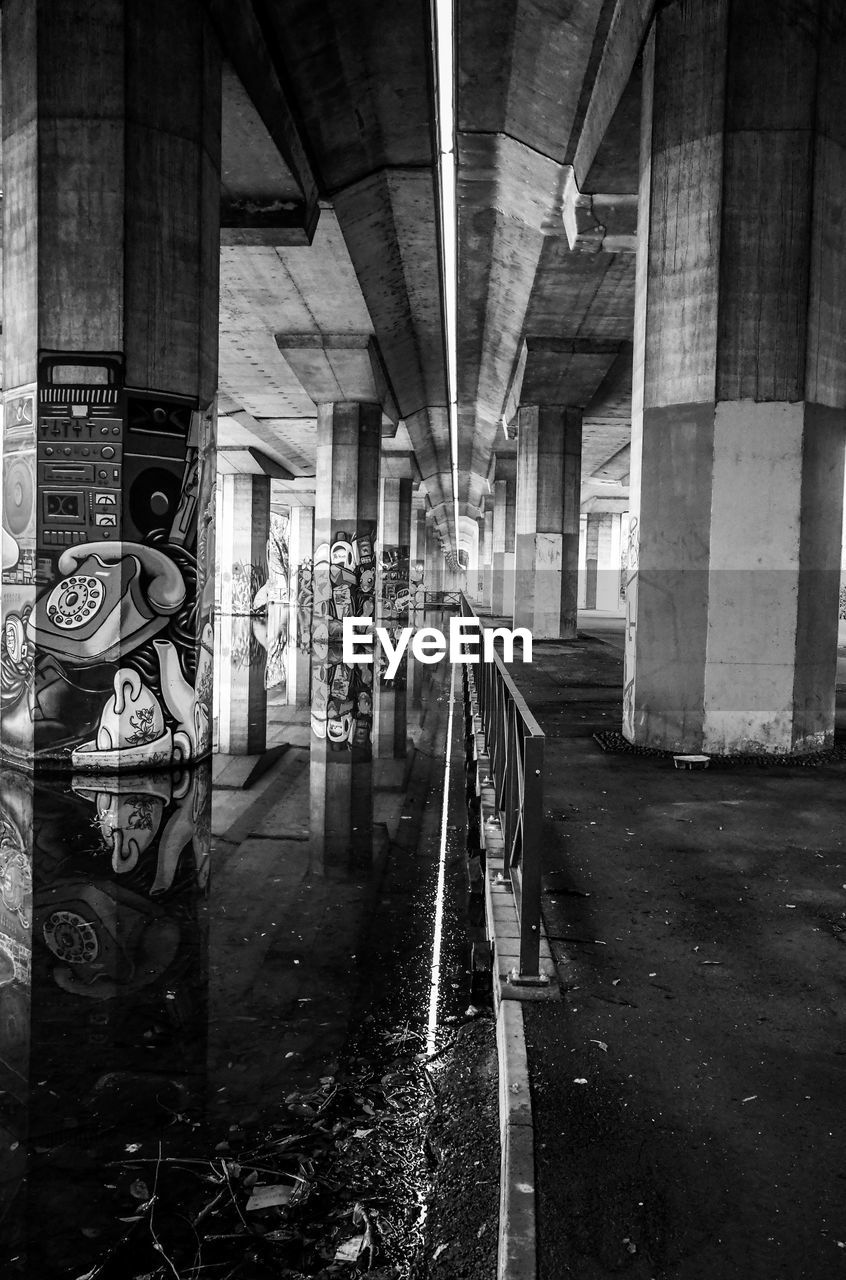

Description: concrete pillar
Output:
[309,403,379,868]
[625,0,846,755]
[216,477,269,754]
[0,0,221,771]
[378,477,413,620]
[480,506,494,610]
[424,515,444,597]
[473,516,485,600]
[287,503,314,707]
[491,474,517,618]
[410,492,427,613]
[373,476,410,777]
[584,513,600,610]
[514,405,582,638]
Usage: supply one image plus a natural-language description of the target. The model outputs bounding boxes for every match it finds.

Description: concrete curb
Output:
[464,673,559,1280]
[496,1001,537,1280]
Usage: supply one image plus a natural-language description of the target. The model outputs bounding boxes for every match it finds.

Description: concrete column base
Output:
[514,533,580,639]
[625,400,845,755]
[491,551,515,619]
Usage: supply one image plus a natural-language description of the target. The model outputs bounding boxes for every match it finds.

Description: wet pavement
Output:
[0,628,479,1279]
[482,611,846,1280]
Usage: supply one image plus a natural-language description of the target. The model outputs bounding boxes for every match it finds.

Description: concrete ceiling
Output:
[213,0,648,543]
[456,0,647,517]
[211,0,453,526]
[0,1,650,546]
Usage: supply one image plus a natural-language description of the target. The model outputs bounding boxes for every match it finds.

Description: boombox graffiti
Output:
[0,358,216,771]
[310,524,377,747]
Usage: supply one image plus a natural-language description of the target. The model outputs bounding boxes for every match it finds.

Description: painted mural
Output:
[252,510,290,692]
[310,523,376,748]
[0,363,216,772]
[296,556,315,653]
[378,542,411,619]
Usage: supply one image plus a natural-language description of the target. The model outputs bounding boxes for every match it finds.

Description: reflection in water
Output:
[0,620,468,1278]
[0,771,32,1264]
[0,764,210,1278]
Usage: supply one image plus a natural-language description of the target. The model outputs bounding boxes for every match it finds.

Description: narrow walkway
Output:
[484,611,846,1279]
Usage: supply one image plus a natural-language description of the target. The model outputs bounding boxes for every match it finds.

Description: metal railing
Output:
[460,593,545,977]
[424,589,461,609]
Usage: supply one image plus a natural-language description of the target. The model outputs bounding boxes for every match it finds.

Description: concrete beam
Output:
[274,333,399,428]
[216,447,294,479]
[570,0,655,193]
[504,338,622,424]
[205,0,320,240]
[562,178,638,253]
[220,61,314,244]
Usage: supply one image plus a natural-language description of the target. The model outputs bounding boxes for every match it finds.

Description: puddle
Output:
[0,646,476,1278]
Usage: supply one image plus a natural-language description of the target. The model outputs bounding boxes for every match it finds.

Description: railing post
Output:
[518,732,543,976]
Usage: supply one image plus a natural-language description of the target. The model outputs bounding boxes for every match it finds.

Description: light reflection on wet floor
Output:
[0,635,471,1278]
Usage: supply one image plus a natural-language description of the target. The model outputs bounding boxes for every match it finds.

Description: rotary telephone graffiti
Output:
[310,524,376,747]
[0,359,216,770]
[31,765,209,1001]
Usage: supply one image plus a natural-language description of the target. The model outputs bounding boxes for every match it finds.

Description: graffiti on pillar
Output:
[251,511,290,691]
[410,559,425,610]
[2,388,37,588]
[622,515,639,739]
[0,361,216,770]
[379,544,411,618]
[839,579,846,620]
[310,522,376,747]
[230,560,266,615]
[296,557,314,653]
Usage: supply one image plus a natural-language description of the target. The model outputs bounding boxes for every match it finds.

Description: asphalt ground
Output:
[487,612,846,1280]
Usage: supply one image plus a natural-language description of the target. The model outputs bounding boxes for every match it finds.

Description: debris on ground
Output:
[55,1015,496,1280]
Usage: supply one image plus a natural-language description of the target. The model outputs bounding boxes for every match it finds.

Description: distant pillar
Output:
[287,503,314,707]
[514,405,582,639]
[491,473,516,618]
[378,477,413,621]
[424,516,444,597]
[625,0,846,754]
[217,476,270,754]
[480,506,494,610]
[308,403,379,871]
[0,0,220,772]
[410,492,427,612]
[584,513,600,610]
